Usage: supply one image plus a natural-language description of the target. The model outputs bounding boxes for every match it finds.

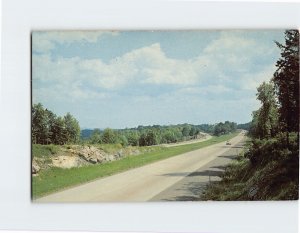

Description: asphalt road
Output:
[35,132,246,202]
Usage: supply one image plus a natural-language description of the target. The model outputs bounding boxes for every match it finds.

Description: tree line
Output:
[87,124,203,146]
[246,30,299,199]
[32,102,239,146]
[85,121,237,147]
[32,103,80,145]
[213,121,237,136]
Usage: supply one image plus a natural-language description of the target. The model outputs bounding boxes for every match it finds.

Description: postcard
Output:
[31,30,299,202]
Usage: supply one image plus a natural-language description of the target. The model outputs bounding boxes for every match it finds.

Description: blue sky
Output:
[32,30,285,129]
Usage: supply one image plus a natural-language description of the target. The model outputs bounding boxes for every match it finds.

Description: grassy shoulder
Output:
[32,132,239,199]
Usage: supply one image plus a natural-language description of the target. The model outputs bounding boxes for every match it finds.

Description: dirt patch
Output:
[33,145,140,173]
[51,155,88,169]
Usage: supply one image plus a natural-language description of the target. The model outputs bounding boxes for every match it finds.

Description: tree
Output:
[189,126,199,137]
[255,82,279,139]
[45,109,57,144]
[101,128,116,144]
[116,133,129,146]
[32,103,50,144]
[64,112,80,143]
[249,110,260,138]
[272,30,299,141]
[126,131,140,146]
[32,103,81,145]
[161,129,178,143]
[213,121,237,136]
[182,124,191,137]
[51,116,67,145]
[139,130,159,146]
[90,129,102,144]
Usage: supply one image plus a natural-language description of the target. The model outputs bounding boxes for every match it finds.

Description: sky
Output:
[32,30,285,129]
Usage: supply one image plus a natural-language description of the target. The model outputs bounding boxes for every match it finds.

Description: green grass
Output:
[200,155,252,200]
[32,144,60,158]
[32,132,239,199]
[95,143,124,154]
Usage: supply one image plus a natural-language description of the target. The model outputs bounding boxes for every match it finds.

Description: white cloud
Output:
[32,32,278,113]
[32,31,119,53]
[33,42,204,103]
[241,64,276,91]
[204,31,255,54]
[120,43,199,85]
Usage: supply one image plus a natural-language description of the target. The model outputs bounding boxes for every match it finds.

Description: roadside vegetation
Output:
[32,101,238,148]
[201,30,299,200]
[32,132,238,199]
[32,102,239,199]
[82,121,237,147]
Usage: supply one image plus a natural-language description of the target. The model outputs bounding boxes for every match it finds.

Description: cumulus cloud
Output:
[32,31,280,125]
[33,42,204,102]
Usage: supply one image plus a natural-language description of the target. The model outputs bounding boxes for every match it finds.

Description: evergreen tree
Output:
[32,103,50,144]
[273,30,299,142]
[32,103,81,145]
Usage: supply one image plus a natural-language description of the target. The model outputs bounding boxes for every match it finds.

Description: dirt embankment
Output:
[32,145,142,175]
[32,133,212,175]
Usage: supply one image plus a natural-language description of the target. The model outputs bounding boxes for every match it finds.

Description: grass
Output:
[95,143,124,154]
[200,154,252,200]
[32,132,239,199]
[32,144,60,158]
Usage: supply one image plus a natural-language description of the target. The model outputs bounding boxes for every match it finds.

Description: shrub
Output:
[245,132,299,166]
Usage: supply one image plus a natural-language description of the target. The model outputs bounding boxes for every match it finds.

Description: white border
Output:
[1,0,299,232]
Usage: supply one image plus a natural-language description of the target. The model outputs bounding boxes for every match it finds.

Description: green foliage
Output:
[64,112,81,143]
[97,143,123,154]
[250,82,279,139]
[182,124,192,137]
[90,129,102,144]
[273,30,299,134]
[32,133,238,198]
[125,130,140,146]
[203,30,299,201]
[161,128,181,143]
[51,116,67,145]
[213,121,237,136]
[245,132,298,166]
[139,130,160,146]
[85,123,236,147]
[101,128,117,144]
[116,133,128,147]
[197,124,214,134]
[32,103,80,145]
[237,122,251,131]
[201,153,298,200]
[32,103,50,144]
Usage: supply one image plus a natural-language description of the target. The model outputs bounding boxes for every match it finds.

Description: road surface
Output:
[35,132,246,202]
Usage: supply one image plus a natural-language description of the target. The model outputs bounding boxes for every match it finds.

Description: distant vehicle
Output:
[226,141,231,145]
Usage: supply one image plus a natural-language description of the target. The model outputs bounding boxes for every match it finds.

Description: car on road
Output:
[226,141,231,145]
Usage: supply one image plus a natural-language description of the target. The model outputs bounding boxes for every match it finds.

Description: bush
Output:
[116,135,128,147]
[139,130,159,146]
[245,132,299,166]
